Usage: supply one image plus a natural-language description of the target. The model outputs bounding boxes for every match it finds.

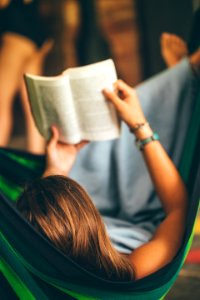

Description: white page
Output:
[25,74,81,143]
[65,59,121,141]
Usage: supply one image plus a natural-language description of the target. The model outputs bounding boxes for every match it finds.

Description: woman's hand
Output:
[103,80,146,129]
[43,126,88,177]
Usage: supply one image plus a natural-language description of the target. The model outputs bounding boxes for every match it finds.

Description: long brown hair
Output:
[17,175,134,280]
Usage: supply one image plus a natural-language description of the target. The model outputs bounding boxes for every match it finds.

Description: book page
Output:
[25,74,81,144]
[65,59,121,141]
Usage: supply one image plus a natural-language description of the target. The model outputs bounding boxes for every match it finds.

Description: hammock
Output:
[0,87,200,299]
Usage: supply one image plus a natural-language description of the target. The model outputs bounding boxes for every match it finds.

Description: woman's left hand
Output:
[43,126,88,177]
[103,80,146,129]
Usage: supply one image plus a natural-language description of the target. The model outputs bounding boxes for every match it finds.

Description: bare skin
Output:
[0,32,52,153]
[43,126,88,177]
[160,32,200,74]
[43,76,188,280]
[189,48,200,68]
[0,0,10,8]
[160,32,188,67]
[20,40,53,153]
[103,81,188,279]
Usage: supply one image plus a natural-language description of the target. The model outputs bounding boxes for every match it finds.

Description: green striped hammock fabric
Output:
[0,91,199,299]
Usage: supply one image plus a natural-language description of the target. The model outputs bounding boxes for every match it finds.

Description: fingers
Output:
[103,88,123,110]
[103,79,134,111]
[114,79,133,97]
[47,125,59,148]
[75,140,89,151]
[103,79,133,102]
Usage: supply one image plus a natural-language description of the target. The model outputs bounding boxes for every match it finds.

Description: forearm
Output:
[128,128,188,279]
[104,80,189,278]
[134,125,188,215]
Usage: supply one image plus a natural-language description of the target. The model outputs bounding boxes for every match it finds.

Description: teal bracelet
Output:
[135,132,160,151]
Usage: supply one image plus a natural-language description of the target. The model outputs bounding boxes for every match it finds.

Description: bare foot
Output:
[160,33,188,67]
[189,49,200,70]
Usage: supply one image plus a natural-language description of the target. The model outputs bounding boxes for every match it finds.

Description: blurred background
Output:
[0,0,199,298]
[10,0,195,143]
[44,0,193,81]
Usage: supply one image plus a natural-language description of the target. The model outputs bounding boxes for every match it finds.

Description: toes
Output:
[160,32,188,67]
[160,32,171,47]
[190,49,200,67]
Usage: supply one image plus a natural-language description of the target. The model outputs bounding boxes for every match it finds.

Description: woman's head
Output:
[17,175,134,280]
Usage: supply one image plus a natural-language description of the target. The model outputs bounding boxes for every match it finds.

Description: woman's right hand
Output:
[103,80,146,130]
[43,126,88,177]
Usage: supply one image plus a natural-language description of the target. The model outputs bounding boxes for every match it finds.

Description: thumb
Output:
[114,80,133,97]
[75,140,89,151]
[103,88,123,110]
[48,126,59,148]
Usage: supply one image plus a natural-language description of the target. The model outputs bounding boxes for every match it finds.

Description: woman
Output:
[17,78,189,281]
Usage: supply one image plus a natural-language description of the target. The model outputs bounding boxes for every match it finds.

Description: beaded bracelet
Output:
[135,132,160,151]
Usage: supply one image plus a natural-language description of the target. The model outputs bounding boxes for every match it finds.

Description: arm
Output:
[43,126,88,177]
[103,80,188,280]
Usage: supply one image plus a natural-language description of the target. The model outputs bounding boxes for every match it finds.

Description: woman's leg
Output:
[20,40,53,154]
[0,33,36,146]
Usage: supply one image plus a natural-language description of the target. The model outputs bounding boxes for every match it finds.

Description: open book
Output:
[24,59,120,144]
